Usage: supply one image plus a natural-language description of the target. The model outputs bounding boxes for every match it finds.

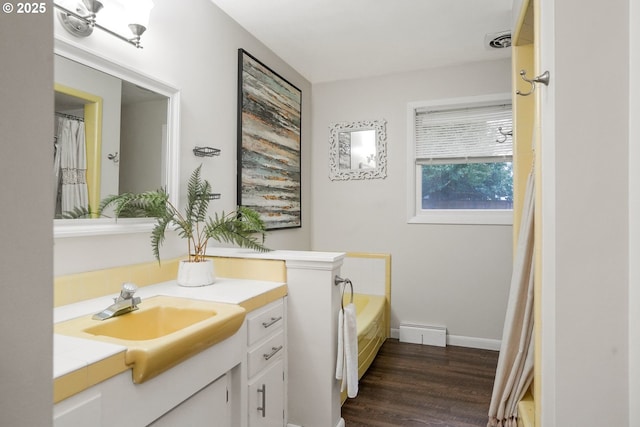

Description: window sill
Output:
[408,209,513,225]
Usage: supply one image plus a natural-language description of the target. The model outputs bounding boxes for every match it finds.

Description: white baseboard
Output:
[447,334,501,351]
[390,328,501,351]
[286,419,344,427]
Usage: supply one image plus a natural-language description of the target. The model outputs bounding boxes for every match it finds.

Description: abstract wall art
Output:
[237,49,302,230]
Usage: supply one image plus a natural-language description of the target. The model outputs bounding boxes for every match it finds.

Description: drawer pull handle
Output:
[257,384,266,417]
[263,345,283,361]
[262,316,282,328]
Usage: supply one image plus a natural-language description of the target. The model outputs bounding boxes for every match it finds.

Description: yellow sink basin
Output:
[84,305,219,341]
[55,295,246,383]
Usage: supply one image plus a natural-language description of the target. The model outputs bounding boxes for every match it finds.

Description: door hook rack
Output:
[516,69,550,97]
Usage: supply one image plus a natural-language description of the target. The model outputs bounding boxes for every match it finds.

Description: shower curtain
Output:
[488,170,535,427]
[55,116,89,216]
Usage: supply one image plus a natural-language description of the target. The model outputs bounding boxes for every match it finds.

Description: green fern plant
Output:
[100,165,269,262]
[57,206,93,219]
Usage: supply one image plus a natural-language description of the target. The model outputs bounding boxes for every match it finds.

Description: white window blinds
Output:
[414,103,512,164]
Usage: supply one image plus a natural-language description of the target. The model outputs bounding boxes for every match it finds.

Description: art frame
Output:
[237,49,302,230]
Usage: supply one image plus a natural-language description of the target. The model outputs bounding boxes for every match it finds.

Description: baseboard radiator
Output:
[399,323,446,347]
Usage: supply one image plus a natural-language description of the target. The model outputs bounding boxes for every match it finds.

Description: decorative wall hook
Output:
[107,152,119,163]
[516,69,550,97]
[496,127,513,143]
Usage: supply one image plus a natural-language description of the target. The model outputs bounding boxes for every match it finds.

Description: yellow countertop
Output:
[53,277,287,403]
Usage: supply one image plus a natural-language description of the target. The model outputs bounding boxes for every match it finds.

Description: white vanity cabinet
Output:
[246,298,287,427]
[54,323,245,427]
[150,373,230,426]
[54,369,233,427]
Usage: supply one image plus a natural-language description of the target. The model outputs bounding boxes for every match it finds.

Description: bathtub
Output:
[339,252,391,404]
[341,292,388,402]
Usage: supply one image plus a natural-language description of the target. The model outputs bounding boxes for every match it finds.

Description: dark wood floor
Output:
[341,339,499,427]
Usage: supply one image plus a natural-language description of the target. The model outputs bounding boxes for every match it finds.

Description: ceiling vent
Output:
[485,31,512,49]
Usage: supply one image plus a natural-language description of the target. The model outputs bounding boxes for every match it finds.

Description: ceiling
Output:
[210,0,513,84]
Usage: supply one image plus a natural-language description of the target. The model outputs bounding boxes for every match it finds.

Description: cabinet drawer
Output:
[248,330,284,378]
[248,300,284,346]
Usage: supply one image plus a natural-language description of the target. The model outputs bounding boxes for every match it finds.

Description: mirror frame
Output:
[54,38,181,238]
[328,119,387,181]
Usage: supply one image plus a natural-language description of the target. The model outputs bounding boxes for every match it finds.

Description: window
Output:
[407,94,513,225]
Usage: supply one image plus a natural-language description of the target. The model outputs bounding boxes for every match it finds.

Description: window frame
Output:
[406,93,513,225]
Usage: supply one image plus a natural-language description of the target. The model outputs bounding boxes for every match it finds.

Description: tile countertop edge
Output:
[53,278,287,403]
[205,247,346,263]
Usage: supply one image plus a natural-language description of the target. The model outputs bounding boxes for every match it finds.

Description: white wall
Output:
[54,0,312,275]
[120,98,167,193]
[551,0,630,425]
[0,10,53,427]
[311,59,514,343]
[630,2,640,425]
[538,0,557,423]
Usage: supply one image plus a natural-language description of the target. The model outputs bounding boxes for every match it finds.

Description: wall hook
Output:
[107,152,119,163]
[496,127,513,143]
[516,69,550,97]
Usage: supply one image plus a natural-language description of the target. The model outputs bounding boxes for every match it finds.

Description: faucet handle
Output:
[122,282,138,292]
[120,282,138,299]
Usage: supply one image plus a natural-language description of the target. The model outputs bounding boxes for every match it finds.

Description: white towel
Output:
[335,303,358,398]
[336,307,345,379]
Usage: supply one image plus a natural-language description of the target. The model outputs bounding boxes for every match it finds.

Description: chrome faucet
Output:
[92,283,142,321]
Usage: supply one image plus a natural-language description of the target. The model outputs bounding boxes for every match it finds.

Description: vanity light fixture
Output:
[54,0,154,49]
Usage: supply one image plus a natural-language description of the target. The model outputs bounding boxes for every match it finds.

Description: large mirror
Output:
[329,119,387,180]
[54,39,180,237]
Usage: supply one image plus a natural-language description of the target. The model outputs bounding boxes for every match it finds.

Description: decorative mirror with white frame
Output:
[53,38,180,238]
[329,119,387,180]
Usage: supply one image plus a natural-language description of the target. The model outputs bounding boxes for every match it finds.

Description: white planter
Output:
[177,259,216,287]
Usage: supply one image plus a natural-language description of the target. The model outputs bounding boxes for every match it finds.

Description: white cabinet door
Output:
[150,373,229,427]
[248,359,285,427]
[54,393,101,427]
